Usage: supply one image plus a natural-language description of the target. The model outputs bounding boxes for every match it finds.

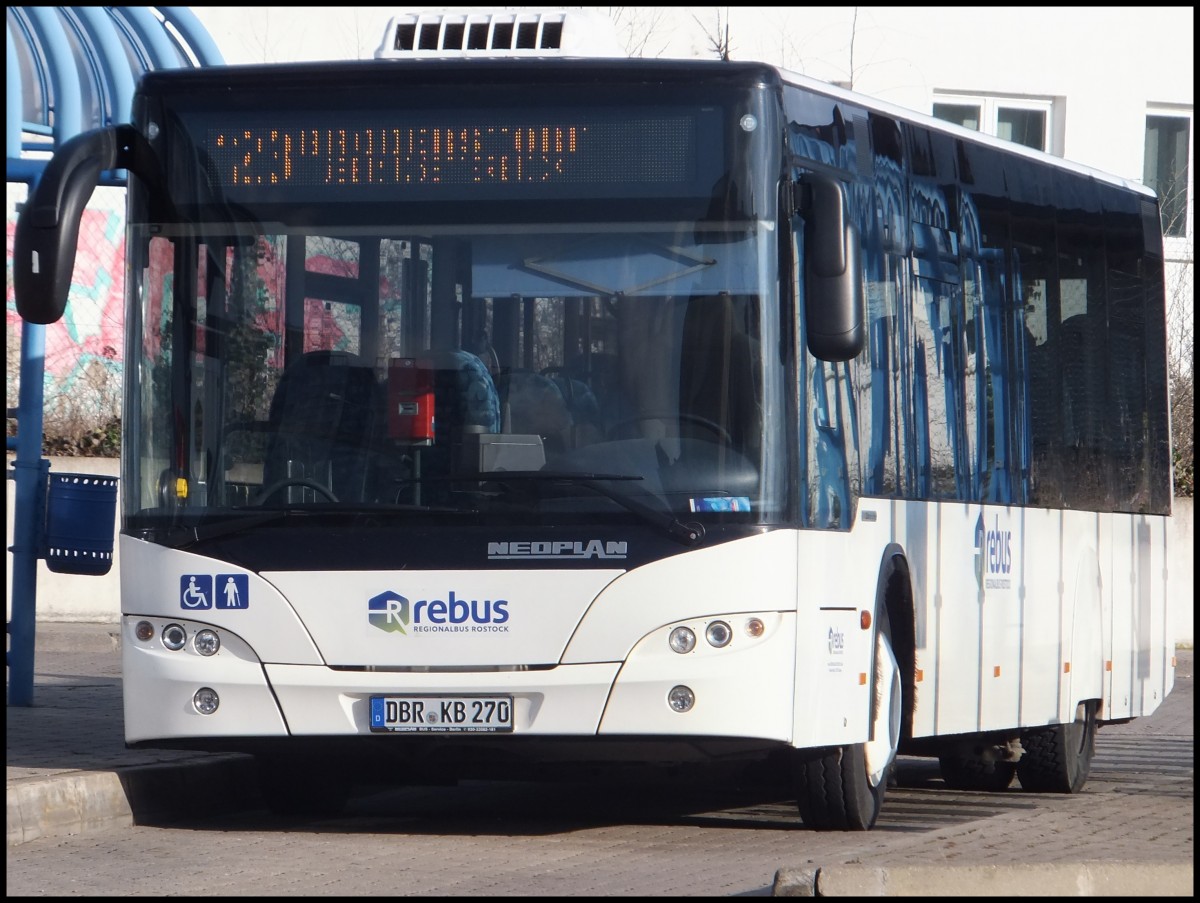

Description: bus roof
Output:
[134,54,1153,200]
[773,65,1154,199]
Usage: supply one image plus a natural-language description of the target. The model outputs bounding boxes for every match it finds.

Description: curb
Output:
[31,622,121,655]
[7,754,258,847]
[772,862,1195,897]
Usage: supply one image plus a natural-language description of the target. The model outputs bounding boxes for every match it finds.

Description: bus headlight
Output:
[668,626,696,654]
[668,685,695,712]
[705,620,732,648]
[162,623,187,650]
[194,629,221,656]
[193,688,220,715]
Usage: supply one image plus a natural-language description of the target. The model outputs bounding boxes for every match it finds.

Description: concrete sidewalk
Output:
[6,622,1195,897]
[6,621,259,847]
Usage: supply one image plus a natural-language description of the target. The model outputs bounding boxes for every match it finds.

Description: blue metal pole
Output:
[7,320,49,706]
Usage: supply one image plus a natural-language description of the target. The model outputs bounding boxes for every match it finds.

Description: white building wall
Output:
[717,7,1194,184]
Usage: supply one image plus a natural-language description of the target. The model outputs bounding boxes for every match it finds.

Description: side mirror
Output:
[14,127,133,324]
[794,174,865,362]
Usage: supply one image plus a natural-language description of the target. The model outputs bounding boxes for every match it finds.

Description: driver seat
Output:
[678,294,761,457]
[262,350,383,503]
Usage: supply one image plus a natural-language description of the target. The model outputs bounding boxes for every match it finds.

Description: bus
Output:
[14,9,1175,829]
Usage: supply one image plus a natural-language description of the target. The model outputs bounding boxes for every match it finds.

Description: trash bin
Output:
[43,472,119,576]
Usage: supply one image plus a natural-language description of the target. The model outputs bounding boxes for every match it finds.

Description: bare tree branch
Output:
[1161,178,1194,496]
[692,7,733,61]
[607,7,672,58]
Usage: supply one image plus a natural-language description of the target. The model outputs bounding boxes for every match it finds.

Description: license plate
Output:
[369,695,513,733]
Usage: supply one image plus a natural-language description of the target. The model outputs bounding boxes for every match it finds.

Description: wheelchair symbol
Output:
[180,575,212,609]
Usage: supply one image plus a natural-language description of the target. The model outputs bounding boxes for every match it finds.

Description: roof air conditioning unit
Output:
[375,8,625,59]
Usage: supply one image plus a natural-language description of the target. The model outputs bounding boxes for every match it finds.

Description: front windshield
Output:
[124,217,787,538]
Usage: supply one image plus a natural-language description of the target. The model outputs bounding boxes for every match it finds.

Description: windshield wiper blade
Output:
[451,471,706,546]
[163,509,293,549]
[162,502,482,549]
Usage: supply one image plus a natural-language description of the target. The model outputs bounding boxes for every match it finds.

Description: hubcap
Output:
[864,634,901,787]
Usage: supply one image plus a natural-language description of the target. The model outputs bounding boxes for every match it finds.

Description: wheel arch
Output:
[874,545,916,745]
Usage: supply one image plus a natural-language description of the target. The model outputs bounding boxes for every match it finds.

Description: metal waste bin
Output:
[43,472,118,576]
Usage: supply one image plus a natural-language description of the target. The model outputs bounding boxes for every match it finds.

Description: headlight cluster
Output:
[138,620,223,657]
[135,620,223,715]
[668,617,764,656]
[664,617,769,715]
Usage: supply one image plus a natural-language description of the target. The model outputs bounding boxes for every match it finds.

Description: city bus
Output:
[13,9,1175,829]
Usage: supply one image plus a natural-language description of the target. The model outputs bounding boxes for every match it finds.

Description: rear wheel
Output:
[1017,700,1098,793]
[794,608,901,830]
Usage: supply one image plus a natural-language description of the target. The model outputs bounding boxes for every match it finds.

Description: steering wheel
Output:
[607,413,733,446]
[253,478,339,505]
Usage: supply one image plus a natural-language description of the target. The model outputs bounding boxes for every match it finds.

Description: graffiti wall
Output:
[6,184,125,449]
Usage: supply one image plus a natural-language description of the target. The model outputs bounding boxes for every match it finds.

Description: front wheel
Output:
[794,608,901,830]
[1017,699,1098,793]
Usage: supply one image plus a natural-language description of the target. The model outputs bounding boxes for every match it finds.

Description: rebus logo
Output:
[973,514,985,589]
[368,590,510,635]
[974,511,1014,590]
[368,591,411,633]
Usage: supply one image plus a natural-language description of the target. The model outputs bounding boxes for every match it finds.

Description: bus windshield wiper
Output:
[160,503,474,549]
[452,471,706,546]
[162,508,301,549]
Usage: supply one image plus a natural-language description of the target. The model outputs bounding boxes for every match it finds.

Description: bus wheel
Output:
[256,754,350,817]
[794,608,901,830]
[938,744,1017,792]
[1017,700,1098,793]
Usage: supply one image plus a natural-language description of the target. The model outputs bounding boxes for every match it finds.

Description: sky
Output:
[187,6,871,75]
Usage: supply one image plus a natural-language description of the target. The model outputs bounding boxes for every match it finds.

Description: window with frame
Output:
[1144,109,1193,240]
[932,94,1055,154]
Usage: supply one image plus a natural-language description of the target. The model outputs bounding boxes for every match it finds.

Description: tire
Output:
[794,607,901,830]
[938,745,1017,792]
[1017,700,1098,793]
[256,754,350,817]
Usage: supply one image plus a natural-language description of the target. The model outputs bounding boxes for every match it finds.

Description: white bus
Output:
[14,9,1176,829]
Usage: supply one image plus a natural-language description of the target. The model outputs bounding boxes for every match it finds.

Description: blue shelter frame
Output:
[6,7,223,705]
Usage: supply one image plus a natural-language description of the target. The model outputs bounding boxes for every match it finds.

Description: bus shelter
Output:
[6,7,224,705]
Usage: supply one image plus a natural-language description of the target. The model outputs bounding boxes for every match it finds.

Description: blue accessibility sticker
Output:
[215,573,249,609]
[180,574,213,610]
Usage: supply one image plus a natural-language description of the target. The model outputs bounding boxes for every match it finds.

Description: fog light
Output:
[135,621,155,642]
[193,687,220,714]
[745,617,765,638]
[705,620,732,648]
[668,626,696,654]
[194,629,221,656]
[668,685,695,712]
[162,623,187,650]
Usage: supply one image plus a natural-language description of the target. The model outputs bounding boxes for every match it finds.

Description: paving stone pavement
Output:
[6,622,1194,896]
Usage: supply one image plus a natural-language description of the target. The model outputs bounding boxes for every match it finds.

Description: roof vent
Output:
[376,9,625,59]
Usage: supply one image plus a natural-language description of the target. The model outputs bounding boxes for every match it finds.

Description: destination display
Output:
[183,106,725,202]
